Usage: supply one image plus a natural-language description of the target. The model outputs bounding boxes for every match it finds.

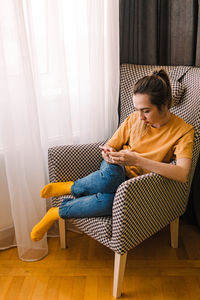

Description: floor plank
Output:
[0,219,200,299]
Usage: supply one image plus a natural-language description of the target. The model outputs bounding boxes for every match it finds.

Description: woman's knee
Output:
[100,160,126,182]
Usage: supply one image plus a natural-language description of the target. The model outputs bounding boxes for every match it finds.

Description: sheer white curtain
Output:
[0,0,119,261]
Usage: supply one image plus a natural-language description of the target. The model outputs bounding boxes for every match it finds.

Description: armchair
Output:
[48,64,200,298]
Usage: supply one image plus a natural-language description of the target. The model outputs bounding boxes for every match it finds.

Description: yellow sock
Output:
[40,181,74,198]
[31,207,60,242]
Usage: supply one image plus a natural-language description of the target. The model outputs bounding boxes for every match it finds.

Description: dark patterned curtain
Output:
[119,0,200,228]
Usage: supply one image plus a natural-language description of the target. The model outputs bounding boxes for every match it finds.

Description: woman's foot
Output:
[31,207,60,242]
[40,182,74,198]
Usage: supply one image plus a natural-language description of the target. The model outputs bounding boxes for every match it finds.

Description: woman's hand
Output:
[108,150,138,166]
[99,145,116,164]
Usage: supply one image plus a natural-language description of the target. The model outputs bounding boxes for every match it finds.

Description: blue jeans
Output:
[59,160,126,218]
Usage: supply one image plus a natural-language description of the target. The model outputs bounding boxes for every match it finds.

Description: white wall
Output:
[0,152,13,229]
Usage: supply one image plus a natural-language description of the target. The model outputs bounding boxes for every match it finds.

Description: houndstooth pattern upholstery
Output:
[48,65,200,254]
[49,141,106,207]
[109,171,188,254]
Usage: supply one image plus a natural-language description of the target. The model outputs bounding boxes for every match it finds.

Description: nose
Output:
[139,111,145,120]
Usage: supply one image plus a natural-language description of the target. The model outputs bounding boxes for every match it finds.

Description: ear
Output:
[160,103,169,113]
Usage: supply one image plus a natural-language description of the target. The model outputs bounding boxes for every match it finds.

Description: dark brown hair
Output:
[133,69,173,110]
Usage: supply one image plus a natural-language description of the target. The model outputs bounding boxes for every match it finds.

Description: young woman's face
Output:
[133,93,169,127]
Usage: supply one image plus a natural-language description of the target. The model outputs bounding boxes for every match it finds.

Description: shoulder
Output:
[171,114,194,134]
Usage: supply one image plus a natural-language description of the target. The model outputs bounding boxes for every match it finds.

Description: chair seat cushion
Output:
[70,216,112,241]
[52,195,112,244]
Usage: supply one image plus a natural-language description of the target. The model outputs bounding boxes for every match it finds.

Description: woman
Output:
[31,69,194,242]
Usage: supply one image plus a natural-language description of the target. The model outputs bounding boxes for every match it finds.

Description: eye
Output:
[144,110,150,114]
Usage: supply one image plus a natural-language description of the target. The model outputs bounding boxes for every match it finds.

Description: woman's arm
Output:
[109,150,192,183]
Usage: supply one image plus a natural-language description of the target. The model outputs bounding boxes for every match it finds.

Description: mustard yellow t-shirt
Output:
[107,112,194,178]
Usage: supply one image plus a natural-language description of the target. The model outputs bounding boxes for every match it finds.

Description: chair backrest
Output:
[119,64,200,190]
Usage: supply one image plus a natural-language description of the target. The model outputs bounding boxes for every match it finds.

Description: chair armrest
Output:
[48,141,106,182]
[110,170,189,254]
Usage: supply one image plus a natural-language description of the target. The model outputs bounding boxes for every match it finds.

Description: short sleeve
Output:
[107,113,137,151]
[173,128,194,159]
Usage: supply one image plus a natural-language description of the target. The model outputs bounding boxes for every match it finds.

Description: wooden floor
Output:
[0,219,200,300]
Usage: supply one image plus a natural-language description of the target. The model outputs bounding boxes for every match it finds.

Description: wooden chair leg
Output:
[113,252,127,298]
[59,218,67,248]
[170,217,179,248]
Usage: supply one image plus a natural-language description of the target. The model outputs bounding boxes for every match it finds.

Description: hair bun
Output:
[152,69,163,77]
[152,70,159,76]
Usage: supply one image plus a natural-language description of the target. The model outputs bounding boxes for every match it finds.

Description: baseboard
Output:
[0,225,16,249]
